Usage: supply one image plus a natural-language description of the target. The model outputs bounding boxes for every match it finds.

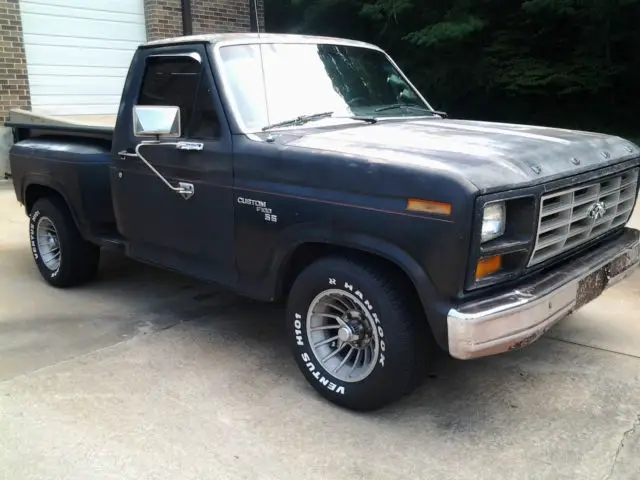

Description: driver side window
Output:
[138,55,220,139]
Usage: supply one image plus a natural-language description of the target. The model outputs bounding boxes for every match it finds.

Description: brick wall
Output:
[1,0,30,176]
[192,0,264,34]
[143,0,183,42]
[0,0,30,124]
[144,0,265,42]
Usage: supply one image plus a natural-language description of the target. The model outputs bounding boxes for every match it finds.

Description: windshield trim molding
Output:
[211,40,436,136]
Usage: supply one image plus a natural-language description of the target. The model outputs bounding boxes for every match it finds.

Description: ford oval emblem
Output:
[587,201,607,222]
[601,151,611,159]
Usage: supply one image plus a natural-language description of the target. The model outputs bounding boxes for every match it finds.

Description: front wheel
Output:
[29,197,100,287]
[286,256,427,411]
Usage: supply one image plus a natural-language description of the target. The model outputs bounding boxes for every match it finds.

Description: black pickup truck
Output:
[6,33,640,411]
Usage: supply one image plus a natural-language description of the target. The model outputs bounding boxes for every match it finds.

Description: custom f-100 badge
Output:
[237,197,278,223]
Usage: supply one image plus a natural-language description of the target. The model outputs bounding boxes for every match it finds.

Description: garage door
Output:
[20,0,147,116]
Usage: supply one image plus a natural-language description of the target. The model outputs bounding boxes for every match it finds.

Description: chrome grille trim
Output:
[528,167,639,267]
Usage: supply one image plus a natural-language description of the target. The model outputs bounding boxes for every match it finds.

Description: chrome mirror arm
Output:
[132,141,195,199]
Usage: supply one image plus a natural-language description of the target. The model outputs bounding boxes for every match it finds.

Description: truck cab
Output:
[112,42,236,288]
[6,33,640,411]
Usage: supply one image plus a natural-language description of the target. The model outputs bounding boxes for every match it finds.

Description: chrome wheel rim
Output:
[306,289,380,383]
[36,216,61,271]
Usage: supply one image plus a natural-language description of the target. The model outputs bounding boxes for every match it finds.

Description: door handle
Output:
[176,141,204,151]
[177,182,195,200]
[130,142,197,200]
[117,150,138,160]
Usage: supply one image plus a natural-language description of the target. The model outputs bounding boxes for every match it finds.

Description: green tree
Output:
[265,0,640,137]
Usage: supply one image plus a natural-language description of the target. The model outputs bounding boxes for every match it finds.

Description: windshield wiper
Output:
[374,104,448,117]
[343,115,378,124]
[262,112,379,131]
[262,111,334,131]
[261,105,444,131]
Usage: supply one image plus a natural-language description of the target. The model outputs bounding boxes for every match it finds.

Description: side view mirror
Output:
[133,105,181,138]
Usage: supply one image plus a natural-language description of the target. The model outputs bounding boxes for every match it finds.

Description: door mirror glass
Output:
[133,105,181,138]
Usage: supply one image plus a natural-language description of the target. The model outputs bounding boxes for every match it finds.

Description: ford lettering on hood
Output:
[286,118,640,194]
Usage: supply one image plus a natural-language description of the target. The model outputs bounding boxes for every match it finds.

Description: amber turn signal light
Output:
[406,199,452,216]
[476,255,502,280]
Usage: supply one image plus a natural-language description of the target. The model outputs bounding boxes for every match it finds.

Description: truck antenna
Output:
[253,0,272,132]
[253,0,261,36]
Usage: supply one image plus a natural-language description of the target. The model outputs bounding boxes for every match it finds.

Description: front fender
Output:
[269,226,450,350]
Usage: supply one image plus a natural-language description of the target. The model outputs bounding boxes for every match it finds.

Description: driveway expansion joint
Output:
[603,414,640,480]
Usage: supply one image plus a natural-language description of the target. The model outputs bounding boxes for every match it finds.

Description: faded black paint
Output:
[6,35,640,352]
[9,136,115,240]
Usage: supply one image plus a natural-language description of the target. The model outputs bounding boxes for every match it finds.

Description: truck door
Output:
[111,46,236,286]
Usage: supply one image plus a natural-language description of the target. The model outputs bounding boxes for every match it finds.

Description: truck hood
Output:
[286,118,639,193]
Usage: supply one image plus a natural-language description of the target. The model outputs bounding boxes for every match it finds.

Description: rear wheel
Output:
[286,256,428,411]
[29,197,100,287]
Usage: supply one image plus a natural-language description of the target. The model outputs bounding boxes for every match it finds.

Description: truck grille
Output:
[528,168,639,267]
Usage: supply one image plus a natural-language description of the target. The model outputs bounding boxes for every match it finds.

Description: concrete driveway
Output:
[1,180,639,480]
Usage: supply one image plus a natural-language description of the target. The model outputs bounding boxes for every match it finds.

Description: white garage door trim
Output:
[20,0,147,116]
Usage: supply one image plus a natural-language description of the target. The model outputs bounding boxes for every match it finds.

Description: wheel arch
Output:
[273,233,448,350]
[22,177,87,237]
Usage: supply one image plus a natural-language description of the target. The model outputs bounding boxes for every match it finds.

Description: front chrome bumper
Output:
[447,228,640,360]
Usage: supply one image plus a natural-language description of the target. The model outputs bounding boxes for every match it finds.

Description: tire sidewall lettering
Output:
[340,278,386,362]
[29,210,41,261]
[29,211,61,279]
[291,274,388,396]
[294,313,345,394]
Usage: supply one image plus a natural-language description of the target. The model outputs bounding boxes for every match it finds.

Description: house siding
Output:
[1,0,262,177]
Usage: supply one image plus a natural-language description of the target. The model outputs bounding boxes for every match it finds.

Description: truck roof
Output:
[6,33,382,134]
[141,32,381,51]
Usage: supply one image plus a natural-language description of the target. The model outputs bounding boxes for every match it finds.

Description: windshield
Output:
[216,42,432,132]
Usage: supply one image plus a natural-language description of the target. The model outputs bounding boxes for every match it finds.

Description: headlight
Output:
[481,202,506,243]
